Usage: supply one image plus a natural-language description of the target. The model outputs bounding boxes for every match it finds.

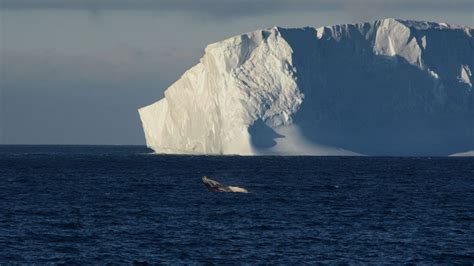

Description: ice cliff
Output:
[139,19,474,156]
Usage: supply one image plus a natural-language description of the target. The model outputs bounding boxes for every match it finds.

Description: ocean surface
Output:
[1,145,473,264]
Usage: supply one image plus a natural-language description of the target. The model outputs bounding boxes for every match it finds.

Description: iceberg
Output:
[450,150,474,157]
[139,19,474,156]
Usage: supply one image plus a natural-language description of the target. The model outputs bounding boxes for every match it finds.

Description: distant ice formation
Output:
[450,151,474,157]
[139,19,474,156]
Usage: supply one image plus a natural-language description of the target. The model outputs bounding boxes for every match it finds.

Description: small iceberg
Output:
[449,150,474,157]
[202,176,248,193]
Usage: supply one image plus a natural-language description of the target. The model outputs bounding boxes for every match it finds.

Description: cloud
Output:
[1,1,471,145]
[1,46,200,144]
[2,0,473,17]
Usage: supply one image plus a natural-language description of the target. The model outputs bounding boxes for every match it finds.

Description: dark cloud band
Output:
[1,0,473,15]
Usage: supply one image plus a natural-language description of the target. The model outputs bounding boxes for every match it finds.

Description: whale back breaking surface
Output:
[139,19,474,156]
[202,176,248,193]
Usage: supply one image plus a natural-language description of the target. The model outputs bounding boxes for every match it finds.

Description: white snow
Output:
[139,18,474,156]
[450,151,474,157]
[459,65,472,87]
[421,35,427,49]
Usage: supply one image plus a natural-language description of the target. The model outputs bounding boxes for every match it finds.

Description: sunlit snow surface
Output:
[139,19,474,156]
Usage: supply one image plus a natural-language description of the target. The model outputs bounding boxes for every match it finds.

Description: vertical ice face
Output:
[373,19,423,66]
[139,27,303,155]
[139,19,474,156]
[459,65,472,88]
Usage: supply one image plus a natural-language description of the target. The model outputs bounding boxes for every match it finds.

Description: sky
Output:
[1,0,473,145]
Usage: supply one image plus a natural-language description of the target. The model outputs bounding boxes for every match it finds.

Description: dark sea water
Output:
[1,145,473,264]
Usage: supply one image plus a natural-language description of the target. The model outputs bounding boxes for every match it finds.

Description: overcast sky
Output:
[1,0,473,145]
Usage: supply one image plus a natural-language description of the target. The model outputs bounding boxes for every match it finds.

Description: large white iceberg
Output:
[139,19,474,156]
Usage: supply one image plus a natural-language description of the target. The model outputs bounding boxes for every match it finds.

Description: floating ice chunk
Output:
[139,19,474,156]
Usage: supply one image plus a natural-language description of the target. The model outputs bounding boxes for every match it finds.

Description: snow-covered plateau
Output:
[139,18,474,156]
